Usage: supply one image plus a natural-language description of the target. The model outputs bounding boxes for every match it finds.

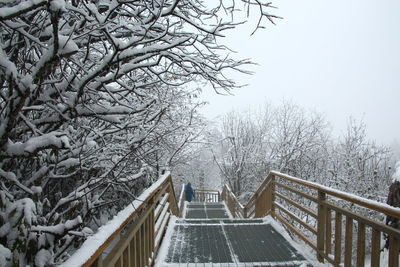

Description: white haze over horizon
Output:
[199,0,400,146]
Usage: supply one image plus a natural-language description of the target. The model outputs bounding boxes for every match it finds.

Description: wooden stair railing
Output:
[222,171,400,267]
[177,184,186,217]
[221,185,245,218]
[193,189,220,202]
[60,172,179,267]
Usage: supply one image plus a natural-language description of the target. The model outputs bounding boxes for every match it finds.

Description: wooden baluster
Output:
[389,235,399,267]
[254,192,260,218]
[334,212,342,265]
[130,236,136,267]
[370,229,380,267]
[344,217,353,267]
[356,222,365,267]
[317,191,326,262]
[262,189,266,216]
[325,207,332,256]
[123,246,129,267]
[150,209,154,264]
[145,216,149,266]
[271,176,276,218]
[137,228,142,267]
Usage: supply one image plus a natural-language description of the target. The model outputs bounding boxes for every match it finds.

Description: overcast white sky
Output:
[200,0,400,145]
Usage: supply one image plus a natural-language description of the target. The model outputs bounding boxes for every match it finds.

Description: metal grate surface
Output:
[185,202,230,219]
[162,202,309,266]
[164,223,308,266]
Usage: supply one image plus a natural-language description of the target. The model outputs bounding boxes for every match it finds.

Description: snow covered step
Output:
[184,201,230,219]
[175,219,265,225]
[157,220,310,266]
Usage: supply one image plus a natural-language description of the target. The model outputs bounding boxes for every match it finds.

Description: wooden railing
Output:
[178,184,186,217]
[60,173,179,267]
[194,189,220,202]
[221,185,245,218]
[222,171,400,267]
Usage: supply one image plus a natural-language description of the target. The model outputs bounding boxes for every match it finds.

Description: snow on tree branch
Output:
[0,0,277,264]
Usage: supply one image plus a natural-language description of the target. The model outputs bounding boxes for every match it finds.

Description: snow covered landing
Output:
[156,202,310,267]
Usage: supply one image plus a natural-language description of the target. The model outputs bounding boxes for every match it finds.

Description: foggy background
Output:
[200,0,400,146]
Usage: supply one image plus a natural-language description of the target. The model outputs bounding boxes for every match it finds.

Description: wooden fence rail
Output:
[221,185,245,218]
[222,171,400,267]
[60,173,179,267]
[193,189,220,202]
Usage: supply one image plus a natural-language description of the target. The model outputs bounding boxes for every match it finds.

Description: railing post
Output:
[254,192,260,217]
[271,175,276,219]
[317,191,326,263]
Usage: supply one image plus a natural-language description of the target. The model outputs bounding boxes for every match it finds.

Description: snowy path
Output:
[156,202,310,267]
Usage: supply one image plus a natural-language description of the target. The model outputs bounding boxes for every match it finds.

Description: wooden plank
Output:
[389,235,399,267]
[130,237,135,267]
[272,171,400,219]
[142,222,147,266]
[81,175,172,267]
[154,213,170,252]
[103,203,155,266]
[275,191,317,218]
[275,181,319,203]
[149,210,155,266]
[166,179,179,215]
[275,213,317,250]
[322,200,400,239]
[274,202,317,235]
[317,191,326,263]
[123,246,129,267]
[137,228,142,267]
[246,173,274,206]
[356,222,365,267]
[370,229,381,267]
[334,212,342,265]
[148,214,152,265]
[344,217,353,267]
[270,176,276,218]
[325,208,332,256]
[154,193,169,220]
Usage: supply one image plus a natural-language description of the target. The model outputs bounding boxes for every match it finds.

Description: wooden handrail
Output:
[60,172,179,267]
[271,171,400,219]
[222,171,400,267]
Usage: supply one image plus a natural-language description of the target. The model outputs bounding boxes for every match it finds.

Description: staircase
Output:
[62,171,400,267]
[157,202,309,266]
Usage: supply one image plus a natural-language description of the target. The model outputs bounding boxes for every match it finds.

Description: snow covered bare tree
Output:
[0,0,278,265]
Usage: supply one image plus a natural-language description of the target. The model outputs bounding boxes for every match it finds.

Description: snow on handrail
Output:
[60,172,172,267]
